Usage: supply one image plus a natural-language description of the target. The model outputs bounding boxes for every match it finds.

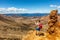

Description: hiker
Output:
[35,20,43,31]
[35,20,44,36]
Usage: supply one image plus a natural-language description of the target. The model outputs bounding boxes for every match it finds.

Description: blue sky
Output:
[0,0,60,14]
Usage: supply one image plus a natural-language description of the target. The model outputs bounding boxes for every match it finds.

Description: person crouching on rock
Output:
[35,20,44,36]
[35,20,43,31]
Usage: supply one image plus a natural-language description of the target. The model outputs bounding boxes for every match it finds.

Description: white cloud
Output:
[50,5,57,8]
[0,8,5,11]
[57,6,60,8]
[0,7,28,14]
[50,4,60,9]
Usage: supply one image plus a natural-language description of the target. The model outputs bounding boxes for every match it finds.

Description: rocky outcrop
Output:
[47,10,60,35]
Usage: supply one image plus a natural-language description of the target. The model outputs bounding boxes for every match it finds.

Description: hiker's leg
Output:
[38,28,41,34]
[36,27,40,35]
[37,28,44,36]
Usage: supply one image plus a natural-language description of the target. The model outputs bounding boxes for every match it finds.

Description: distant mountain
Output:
[3,13,49,17]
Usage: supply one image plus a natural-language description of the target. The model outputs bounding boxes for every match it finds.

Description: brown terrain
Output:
[0,10,60,40]
[0,14,41,40]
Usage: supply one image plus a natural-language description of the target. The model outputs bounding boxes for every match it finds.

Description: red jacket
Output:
[38,23,42,29]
